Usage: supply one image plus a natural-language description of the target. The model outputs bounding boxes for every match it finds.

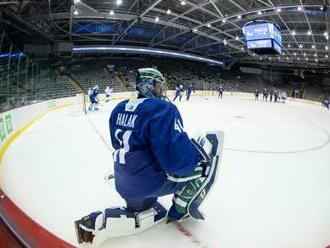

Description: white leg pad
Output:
[91,206,165,246]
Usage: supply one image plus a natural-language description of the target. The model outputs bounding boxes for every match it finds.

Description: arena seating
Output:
[1,56,329,112]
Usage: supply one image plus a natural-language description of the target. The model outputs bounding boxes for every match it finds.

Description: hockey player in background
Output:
[75,68,224,245]
[88,85,99,111]
[186,84,193,101]
[105,86,113,102]
[173,85,183,101]
[262,88,267,101]
[255,89,259,101]
[218,85,224,99]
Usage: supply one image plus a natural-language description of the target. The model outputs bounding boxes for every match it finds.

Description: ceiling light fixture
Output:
[167,9,171,14]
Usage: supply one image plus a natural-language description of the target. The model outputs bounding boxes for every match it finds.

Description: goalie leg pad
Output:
[188,131,224,219]
[75,203,167,245]
[168,131,224,221]
[167,178,204,222]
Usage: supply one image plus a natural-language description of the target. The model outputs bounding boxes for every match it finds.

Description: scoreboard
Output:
[243,21,282,55]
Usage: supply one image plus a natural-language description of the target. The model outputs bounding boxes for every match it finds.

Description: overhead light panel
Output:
[74,0,81,4]
[73,46,224,65]
[109,10,115,16]
[258,11,262,15]
[192,28,197,33]
[207,23,211,28]
[326,46,329,51]
[181,0,186,6]
[291,30,296,36]
[297,6,303,11]
[307,30,312,36]
[155,16,159,22]
[276,8,282,12]
[74,9,79,15]
[116,0,122,6]
[167,9,171,14]
[237,15,242,19]
[312,45,315,49]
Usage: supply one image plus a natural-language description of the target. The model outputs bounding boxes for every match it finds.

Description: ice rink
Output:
[1,95,330,248]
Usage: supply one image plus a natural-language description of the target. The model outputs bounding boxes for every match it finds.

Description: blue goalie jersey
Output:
[109,98,200,199]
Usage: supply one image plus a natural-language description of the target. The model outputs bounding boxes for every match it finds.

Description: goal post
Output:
[74,93,87,115]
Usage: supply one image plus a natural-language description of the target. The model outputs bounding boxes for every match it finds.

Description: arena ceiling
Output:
[1,0,330,68]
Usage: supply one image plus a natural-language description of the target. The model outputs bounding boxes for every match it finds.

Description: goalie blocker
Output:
[75,131,224,244]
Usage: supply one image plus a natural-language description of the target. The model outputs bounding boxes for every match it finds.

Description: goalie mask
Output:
[136,68,167,98]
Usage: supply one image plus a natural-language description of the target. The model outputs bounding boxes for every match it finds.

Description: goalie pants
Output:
[124,180,189,212]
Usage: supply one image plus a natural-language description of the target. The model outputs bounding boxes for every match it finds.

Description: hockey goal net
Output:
[73,93,87,115]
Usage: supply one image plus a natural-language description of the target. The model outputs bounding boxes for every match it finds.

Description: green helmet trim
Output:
[138,68,166,84]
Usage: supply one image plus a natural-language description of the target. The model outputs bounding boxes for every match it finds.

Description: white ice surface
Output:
[1,96,330,248]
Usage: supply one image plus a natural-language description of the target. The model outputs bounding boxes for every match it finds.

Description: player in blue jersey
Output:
[75,68,224,245]
[186,84,193,101]
[173,85,183,101]
[88,85,99,111]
